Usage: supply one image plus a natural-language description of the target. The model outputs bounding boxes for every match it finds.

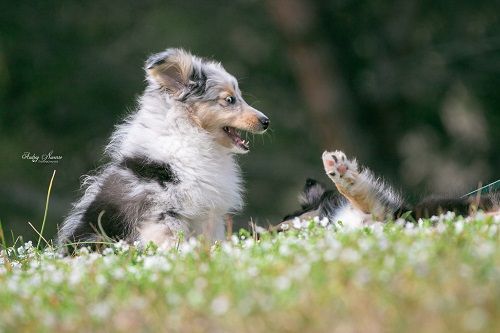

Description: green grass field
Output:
[1,213,499,333]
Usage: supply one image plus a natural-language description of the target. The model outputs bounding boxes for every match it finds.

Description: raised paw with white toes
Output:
[322,150,359,187]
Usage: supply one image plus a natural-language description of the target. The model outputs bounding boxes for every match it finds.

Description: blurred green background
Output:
[1,0,499,244]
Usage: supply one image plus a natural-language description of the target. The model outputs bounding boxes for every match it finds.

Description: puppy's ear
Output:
[299,178,326,209]
[145,48,193,95]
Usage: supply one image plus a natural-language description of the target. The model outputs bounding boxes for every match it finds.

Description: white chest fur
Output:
[110,94,243,237]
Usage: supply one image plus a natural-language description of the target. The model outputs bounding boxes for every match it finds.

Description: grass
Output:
[0,213,499,333]
[37,170,56,249]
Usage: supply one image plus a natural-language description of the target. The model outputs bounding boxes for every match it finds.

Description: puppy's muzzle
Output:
[241,105,270,133]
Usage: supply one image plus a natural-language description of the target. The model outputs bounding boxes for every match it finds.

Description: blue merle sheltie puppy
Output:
[58,48,269,250]
[283,150,499,227]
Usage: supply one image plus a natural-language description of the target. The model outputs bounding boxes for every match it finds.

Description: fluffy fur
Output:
[58,48,269,250]
[282,150,499,227]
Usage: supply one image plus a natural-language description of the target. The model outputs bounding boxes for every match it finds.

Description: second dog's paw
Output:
[322,150,358,186]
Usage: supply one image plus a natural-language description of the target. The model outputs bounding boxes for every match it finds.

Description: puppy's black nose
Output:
[259,116,270,130]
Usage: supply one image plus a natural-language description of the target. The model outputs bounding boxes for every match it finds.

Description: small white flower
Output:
[41,312,56,328]
[279,245,291,257]
[199,263,209,273]
[78,247,90,255]
[243,239,255,248]
[221,242,233,254]
[280,223,289,231]
[462,307,487,331]
[186,290,203,306]
[30,261,40,269]
[260,242,272,251]
[475,242,494,258]
[112,268,125,279]
[90,302,111,320]
[290,263,311,279]
[50,271,64,285]
[211,295,230,315]
[102,247,114,256]
[488,224,497,236]
[166,293,181,305]
[30,275,42,288]
[370,222,384,234]
[247,266,259,277]
[474,211,486,221]
[323,248,337,261]
[354,268,371,286]
[274,276,291,290]
[68,270,82,286]
[143,256,168,271]
[436,222,446,233]
[230,235,240,244]
[377,238,389,251]
[112,240,130,253]
[395,218,406,226]
[454,220,464,234]
[292,218,302,229]
[358,239,371,252]
[194,277,207,291]
[384,256,395,269]
[444,211,456,221]
[340,248,360,263]
[11,303,24,317]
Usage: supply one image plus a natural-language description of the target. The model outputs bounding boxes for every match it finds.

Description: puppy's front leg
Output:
[322,150,399,220]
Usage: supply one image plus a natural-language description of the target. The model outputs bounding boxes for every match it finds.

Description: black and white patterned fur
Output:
[58,48,269,250]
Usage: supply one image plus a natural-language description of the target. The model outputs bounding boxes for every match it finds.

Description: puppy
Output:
[282,150,499,227]
[58,48,269,250]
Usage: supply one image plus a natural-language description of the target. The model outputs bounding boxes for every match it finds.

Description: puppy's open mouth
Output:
[223,126,250,151]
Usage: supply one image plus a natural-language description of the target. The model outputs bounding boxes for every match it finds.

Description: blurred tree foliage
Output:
[1,0,499,243]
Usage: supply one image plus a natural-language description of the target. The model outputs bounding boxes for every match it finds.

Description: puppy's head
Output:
[145,48,269,154]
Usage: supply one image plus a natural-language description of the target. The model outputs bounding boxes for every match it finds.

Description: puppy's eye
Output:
[225,96,236,105]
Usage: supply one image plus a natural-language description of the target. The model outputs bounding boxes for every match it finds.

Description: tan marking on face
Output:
[186,93,266,151]
[189,100,262,129]
[187,101,236,148]
[229,107,263,132]
[220,86,236,98]
[218,87,237,106]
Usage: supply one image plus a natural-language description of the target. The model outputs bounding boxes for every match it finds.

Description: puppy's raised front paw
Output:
[322,150,358,187]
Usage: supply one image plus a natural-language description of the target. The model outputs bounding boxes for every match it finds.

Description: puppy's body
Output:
[283,150,499,227]
[58,48,269,249]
